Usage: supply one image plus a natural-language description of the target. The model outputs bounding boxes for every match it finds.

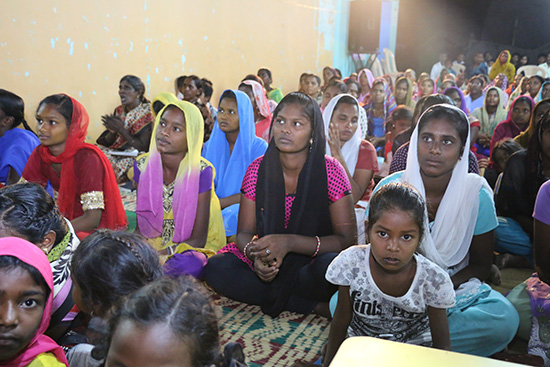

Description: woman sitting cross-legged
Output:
[204,92,356,317]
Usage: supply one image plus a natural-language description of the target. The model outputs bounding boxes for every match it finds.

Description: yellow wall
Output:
[1,0,347,140]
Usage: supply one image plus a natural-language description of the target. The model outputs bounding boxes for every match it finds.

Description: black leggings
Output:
[204,252,338,315]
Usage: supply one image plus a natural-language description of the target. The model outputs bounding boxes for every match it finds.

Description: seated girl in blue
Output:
[0,89,39,185]
[202,90,267,237]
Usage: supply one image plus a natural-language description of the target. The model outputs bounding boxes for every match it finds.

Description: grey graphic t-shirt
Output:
[326,245,455,346]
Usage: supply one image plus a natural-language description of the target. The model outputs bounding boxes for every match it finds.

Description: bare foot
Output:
[488,264,502,286]
[496,253,531,269]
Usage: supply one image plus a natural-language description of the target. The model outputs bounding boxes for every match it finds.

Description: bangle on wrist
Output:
[312,236,321,257]
[243,235,257,259]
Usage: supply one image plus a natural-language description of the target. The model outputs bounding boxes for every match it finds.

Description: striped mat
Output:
[214,296,329,367]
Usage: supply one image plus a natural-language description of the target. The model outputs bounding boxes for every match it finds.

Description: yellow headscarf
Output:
[136,95,224,254]
[489,50,516,82]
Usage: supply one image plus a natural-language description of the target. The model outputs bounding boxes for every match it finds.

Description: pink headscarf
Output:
[357,68,375,106]
[0,237,68,366]
[242,80,273,141]
[241,80,272,119]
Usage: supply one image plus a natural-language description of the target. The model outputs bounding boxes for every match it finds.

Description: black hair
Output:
[537,53,547,60]
[152,100,165,116]
[390,105,413,122]
[242,74,264,87]
[120,75,147,103]
[418,104,468,147]
[334,68,342,79]
[324,80,347,94]
[422,78,434,87]
[70,230,163,317]
[0,89,32,131]
[334,95,358,109]
[201,78,214,99]
[272,92,315,127]
[367,182,426,242]
[220,89,237,103]
[529,75,545,85]
[37,94,73,127]
[306,74,321,86]
[186,75,203,91]
[526,108,550,177]
[492,138,522,169]
[257,68,272,79]
[469,75,484,85]
[0,255,50,299]
[344,79,361,94]
[104,276,221,367]
[175,75,187,89]
[412,96,427,123]
[0,183,67,247]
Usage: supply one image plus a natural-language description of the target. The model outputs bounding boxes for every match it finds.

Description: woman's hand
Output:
[248,234,290,269]
[253,256,279,283]
[328,123,343,159]
[478,158,490,169]
[101,114,125,134]
[476,133,491,147]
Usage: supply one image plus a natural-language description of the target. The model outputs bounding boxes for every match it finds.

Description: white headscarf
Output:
[322,94,362,176]
[401,104,491,272]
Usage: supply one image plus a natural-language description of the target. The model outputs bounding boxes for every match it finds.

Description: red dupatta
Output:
[38,95,127,231]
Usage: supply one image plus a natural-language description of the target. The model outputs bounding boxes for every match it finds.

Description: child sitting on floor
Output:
[323,183,455,366]
[0,237,68,366]
[102,276,246,367]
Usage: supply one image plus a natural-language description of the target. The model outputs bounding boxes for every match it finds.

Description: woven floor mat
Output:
[214,296,329,367]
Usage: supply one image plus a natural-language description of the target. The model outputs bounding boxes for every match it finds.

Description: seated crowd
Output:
[1,49,550,366]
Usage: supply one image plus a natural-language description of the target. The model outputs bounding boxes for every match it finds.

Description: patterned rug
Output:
[214,296,329,367]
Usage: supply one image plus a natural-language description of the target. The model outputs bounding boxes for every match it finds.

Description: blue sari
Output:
[202,90,268,236]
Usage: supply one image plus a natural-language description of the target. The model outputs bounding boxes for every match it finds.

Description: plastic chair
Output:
[517,65,546,78]
[451,63,465,75]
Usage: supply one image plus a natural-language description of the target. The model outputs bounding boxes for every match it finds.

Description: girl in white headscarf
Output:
[369,104,519,357]
[323,94,378,243]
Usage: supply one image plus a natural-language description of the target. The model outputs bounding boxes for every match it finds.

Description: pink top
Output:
[242,155,351,227]
[218,155,351,268]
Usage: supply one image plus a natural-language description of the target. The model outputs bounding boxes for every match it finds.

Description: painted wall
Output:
[1,0,349,140]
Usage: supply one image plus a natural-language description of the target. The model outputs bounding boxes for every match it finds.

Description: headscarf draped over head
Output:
[256,92,332,316]
[490,95,534,155]
[489,50,516,82]
[202,89,267,199]
[322,94,362,176]
[443,86,469,115]
[241,80,272,120]
[37,95,127,231]
[0,237,69,366]
[515,98,550,148]
[136,99,204,243]
[477,86,508,135]
[401,105,491,271]
[507,75,528,111]
[394,76,416,109]
[357,68,375,106]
